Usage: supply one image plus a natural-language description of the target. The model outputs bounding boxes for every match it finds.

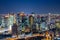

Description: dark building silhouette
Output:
[12,23,18,35]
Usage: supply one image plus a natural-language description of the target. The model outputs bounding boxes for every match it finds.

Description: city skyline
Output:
[0,0,60,14]
[0,0,60,39]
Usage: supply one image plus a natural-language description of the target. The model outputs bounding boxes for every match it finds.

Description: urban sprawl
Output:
[0,12,60,40]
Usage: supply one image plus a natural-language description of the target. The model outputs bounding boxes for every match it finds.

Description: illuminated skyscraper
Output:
[0,15,2,28]
[16,13,22,34]
[1,16,5,28]
[1,15,9,29]
[36,15,41,31]
[4,16,9,28]
[8,14,15,31]
[17,12,26,34]
[29,15,34,26]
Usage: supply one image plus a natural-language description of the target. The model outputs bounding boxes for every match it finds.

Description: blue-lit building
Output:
[0,15,2,28]
[16,12,28,34]
[36,15,41,30]
[16,13,22,32]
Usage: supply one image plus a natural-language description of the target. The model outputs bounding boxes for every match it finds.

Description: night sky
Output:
[0,0,60,14]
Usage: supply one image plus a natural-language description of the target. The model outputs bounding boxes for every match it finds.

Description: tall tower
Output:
[17,12,26,34]
[36,15,41,31]
[4,15,9,28]
[8,14,15,32]
[12,23,18,37]
[0,15,3,28]
[29,15,34,26]
[16,13,22,34]
[1,16,5,28]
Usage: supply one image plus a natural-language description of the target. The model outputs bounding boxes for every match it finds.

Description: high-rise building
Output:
[26,14,29,26]
[29,15,34,26]
[0,15,2,28]
[4,16,9,28]
[16,13,22,34]
[8,14,15,31]
[17,12,26,34]
[12,23,18,36]
[1,16,5,28]
[36,15,41,31]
